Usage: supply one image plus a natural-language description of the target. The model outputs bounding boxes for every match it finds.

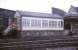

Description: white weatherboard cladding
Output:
[22,17,64,30]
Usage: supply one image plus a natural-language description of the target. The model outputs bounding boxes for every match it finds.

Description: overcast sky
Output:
[0,0,78,13]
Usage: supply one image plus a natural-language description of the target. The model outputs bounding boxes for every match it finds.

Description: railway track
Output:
[0,36,78,49]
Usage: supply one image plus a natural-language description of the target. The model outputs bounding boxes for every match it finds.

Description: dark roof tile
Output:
[17,10,62,19]
[67,5,78,16]
[0,8,15,18]
[52,7,66,17]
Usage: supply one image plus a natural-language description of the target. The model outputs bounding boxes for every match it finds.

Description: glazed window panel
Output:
[49,20,57,28]
[22,17,64,30]
[25,19,30,27]
[22,18,30,28]
[42,20,48,28]
[58,21,63,28]
[31,19,41,27]
[49,20,55,28]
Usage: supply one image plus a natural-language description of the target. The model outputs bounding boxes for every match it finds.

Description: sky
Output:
[0,0,78,13]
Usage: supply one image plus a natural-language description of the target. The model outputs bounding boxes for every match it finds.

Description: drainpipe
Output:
[70,22,73,32]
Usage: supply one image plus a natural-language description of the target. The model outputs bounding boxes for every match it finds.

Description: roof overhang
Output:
[0,8,15,18]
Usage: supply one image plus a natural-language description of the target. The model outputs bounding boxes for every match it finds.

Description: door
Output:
[71,22,78,33]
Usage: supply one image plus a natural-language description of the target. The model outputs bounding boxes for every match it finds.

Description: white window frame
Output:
[22,17,64,30]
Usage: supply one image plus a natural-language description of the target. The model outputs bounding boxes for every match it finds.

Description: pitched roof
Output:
[67,5,78,17]
[52,7,66,17]
[17,10,62,19]
[0,8,15,18]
